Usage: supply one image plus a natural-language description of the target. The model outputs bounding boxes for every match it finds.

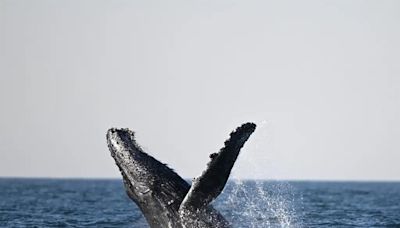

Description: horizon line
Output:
[1,176,399,183]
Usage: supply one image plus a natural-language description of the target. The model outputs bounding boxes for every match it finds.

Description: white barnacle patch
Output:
[136,183,151,195]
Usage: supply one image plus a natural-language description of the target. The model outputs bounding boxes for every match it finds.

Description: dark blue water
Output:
[1,178,399,227]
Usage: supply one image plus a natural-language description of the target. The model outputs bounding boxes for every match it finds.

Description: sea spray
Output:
[213,120,301,227]
[215,180,300,227]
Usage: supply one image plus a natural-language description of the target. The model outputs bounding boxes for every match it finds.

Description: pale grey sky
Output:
[1,0,399,180]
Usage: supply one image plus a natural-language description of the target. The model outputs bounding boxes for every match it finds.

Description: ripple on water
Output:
[1,179,400,227]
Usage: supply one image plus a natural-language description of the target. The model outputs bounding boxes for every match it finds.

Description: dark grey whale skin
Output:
[106,123,256,228]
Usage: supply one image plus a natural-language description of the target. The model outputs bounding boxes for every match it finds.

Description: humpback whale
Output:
[106,122,256,228]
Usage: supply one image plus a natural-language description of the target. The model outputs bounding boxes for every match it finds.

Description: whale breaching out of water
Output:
[106,122,256,228]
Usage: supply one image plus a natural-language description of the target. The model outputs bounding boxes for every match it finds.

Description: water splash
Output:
[216,180,299,228]
[214,120,302,227]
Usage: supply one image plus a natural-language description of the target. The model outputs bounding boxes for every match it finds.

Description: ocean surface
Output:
[0,178,399,227]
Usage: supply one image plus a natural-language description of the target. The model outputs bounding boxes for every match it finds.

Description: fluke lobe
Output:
[106,123,256,228]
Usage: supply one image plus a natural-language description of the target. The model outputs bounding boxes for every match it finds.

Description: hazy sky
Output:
[1,0,399,180]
